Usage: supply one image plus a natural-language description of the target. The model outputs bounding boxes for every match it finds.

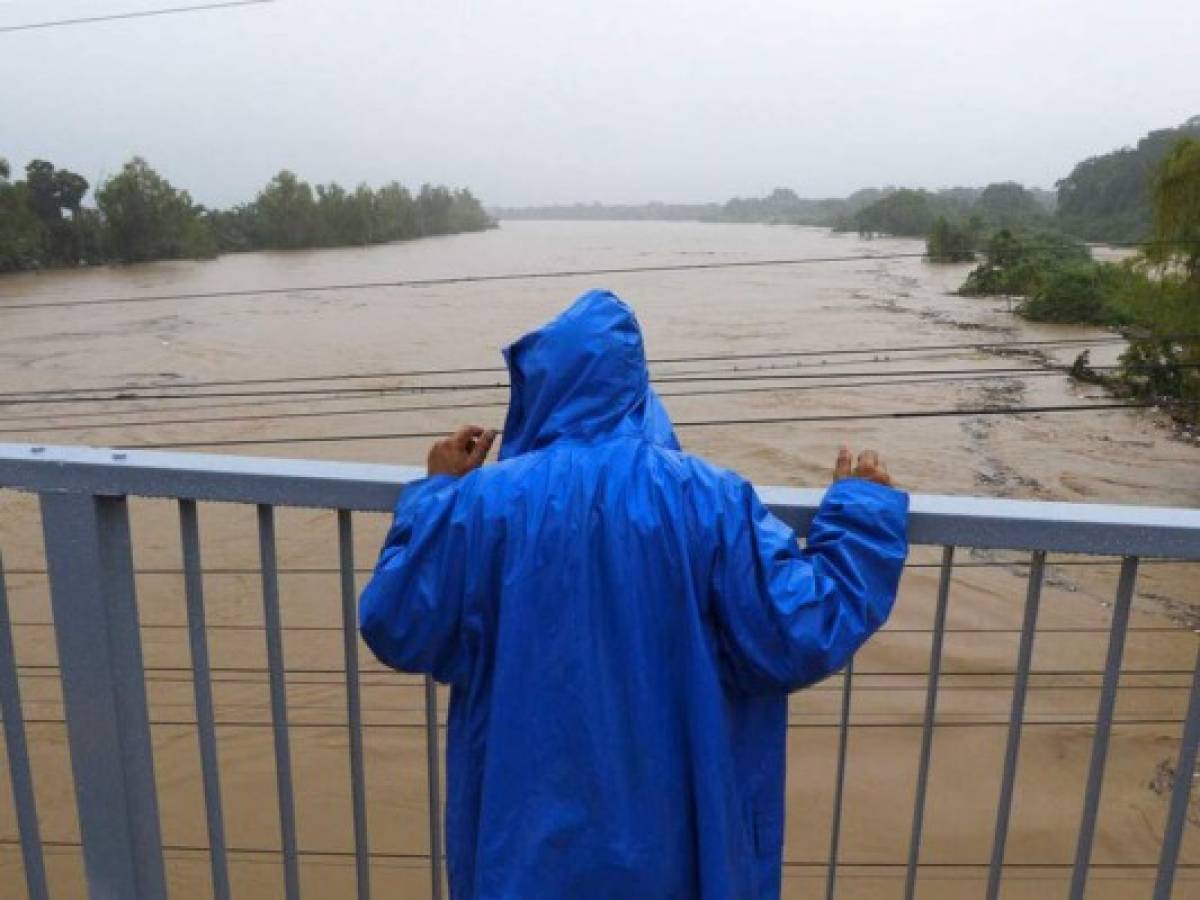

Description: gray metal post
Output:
[1153,641,1200,899]
[1069,556,1138,899]
[985,550,1046,900]
[257,504,301,899]
[0,548,49,900]
[178,500,230,900]
[425,675,444,900]
[338,510,371,900]
[826,657,854,900]
[39,492,167,900]
[904,546,955,900]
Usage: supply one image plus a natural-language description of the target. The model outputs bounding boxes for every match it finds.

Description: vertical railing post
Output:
[986,550,1046,900]
[39,492,167,900]
[178,500,230,900]
[338,510,371,900]
[825,657,854,900]
[0,547,49,900]
[1069,556,1138,899]
[425,675,444,900]
[1153,641,1200,900]
[904,546,955,900]
[257,504,300,899]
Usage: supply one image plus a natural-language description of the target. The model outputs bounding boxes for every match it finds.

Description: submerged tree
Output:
[96,158,214,262]
[926,216,979,262]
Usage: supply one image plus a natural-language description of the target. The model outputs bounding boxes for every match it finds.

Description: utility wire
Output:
[0,334,1175,423]
[0,370,1145,436]
[122,401,1183,449]
[0,0,273,33]
[6,362,1188,407]
[0,334,1140,400]
[1,838,1191,872]
[0,252,930,310]
[4,238,1199,311]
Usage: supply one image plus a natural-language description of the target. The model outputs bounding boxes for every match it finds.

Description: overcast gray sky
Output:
[2,0,1197,208]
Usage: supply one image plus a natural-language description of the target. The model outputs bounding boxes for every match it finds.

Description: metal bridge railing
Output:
[1,442,1198,899]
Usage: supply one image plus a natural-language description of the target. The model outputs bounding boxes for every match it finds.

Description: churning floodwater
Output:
[1,221,1197,897]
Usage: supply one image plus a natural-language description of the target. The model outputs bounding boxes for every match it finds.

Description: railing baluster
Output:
[1069,556,1138,899]
[0,548,48,900]
[179,499,231,900]
[338,510,370,900]
[38,492,167,898]
[904,545,955,900]
[985,549,1046,900]
[258,504,301,899]
[1153,640,1200,900]
[425,674,444,900]
[825,656,854,900]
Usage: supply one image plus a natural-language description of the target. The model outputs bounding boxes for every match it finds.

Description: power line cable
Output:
[0,369,1146,436]
[4,238,1199,311]
[0,252,931,310]
[0,334,1141,399]
[121,400,1186,449]
[7,362,1189,408]
[0,0,273,33]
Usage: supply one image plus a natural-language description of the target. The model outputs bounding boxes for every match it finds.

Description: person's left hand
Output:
[833,446,894,487]
[427,425,497,477]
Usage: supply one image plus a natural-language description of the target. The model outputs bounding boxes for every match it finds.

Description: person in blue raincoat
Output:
[360,289,909,900]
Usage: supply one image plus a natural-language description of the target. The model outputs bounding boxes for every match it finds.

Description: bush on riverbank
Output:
[957,228,1091,296]
[1017,262,1132,325]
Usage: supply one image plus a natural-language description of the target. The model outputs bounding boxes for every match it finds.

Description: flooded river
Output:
[1,221,1197,897]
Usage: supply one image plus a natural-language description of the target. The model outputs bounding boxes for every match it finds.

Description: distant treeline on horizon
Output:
[0,157,495,273]
[494,116,1200,245]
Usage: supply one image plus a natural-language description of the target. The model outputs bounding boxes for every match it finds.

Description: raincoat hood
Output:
[499,289,680,460]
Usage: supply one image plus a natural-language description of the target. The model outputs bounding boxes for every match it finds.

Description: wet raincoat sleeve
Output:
[712,476,909,693]
[358,475,479,685]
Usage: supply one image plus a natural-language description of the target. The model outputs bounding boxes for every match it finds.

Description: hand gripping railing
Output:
[2,442,1200,899]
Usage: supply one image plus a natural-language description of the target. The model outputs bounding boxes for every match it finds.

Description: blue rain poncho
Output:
[360,290,909,899]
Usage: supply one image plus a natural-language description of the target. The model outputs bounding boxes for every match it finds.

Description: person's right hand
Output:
[427,425,497,477]
[833,446,894,487]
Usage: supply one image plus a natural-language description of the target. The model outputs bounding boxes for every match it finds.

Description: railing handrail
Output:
[3,442,1199,558]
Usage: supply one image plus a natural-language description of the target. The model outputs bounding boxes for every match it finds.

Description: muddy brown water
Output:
[0,221,1197,898]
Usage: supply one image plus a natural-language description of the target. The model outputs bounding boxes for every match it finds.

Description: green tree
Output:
[19,159,93,265]
[374,181,418,240]
[853,189,938,237]
[0,159,44,272]
[1116,136,1200,414]
[1018,262,1129,324]
[54,170,89,216]
[974,182,1044,228]
[1056,116,1200,242]
[926,216,979,262]
[447,188,493,233]
[254,170,318,249]
[416,184,454,235]
[959,228,1091,296]
[1146,137,1200,279]
[96,157,214,262]
[346,184,377,245]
